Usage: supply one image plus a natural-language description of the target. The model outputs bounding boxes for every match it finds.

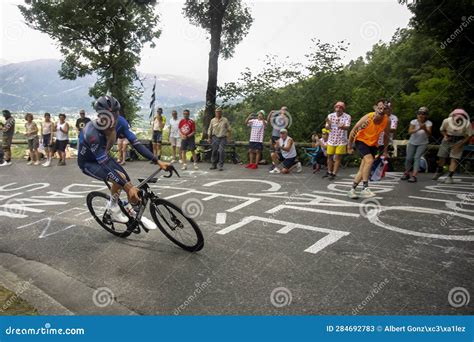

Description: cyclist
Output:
[78,95,169,229]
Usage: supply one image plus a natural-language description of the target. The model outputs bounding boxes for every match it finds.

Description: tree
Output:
[183,0,253,138]
[19,0,161,121]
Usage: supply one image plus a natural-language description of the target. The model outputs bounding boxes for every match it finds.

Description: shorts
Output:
[437,138,464,160]
[249,141,263,151]
[170,136,181,147]
[152,130,163,143]
[326,144,347,155]
[79,159,130,184]
[355,140,378,157]
[2,135,13,148]
[181,137,196,151]
[277,152,297,169]
[55,139,68,152]
[28,136,39,150]
[42,134,52,147]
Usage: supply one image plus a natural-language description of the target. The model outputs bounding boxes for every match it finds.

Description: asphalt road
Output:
[0,160,473,315]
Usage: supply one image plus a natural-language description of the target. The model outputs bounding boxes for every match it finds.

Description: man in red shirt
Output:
[179,109,199,170]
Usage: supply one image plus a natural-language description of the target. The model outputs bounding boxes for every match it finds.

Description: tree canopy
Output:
[19,0,161,121]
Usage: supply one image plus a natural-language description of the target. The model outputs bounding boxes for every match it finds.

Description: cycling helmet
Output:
[94,95,121,113]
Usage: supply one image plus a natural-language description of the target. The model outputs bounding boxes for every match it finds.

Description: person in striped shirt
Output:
[245,110,267,169]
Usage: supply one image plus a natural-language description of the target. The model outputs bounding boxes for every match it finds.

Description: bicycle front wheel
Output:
[150,198,204,252]
[86,191,132,238]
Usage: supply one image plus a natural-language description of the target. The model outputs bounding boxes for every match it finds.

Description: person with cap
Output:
[401,107,432,183]
[75,109,91,136]
[245,110,267,169]
[324,101,351,180]
[207,107,231,171]
[269,128,302,174]
[0,109,15,167]
[347,99,391,199]
[432,108,472,184]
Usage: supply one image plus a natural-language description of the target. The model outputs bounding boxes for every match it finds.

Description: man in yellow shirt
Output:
[207,107,231,171]
[151,108,166,160]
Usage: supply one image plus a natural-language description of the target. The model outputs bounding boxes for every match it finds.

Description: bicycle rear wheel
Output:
[86,191,132,238]
[150,198,204,252]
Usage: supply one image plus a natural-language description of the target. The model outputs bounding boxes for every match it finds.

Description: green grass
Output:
[0,285,38,316]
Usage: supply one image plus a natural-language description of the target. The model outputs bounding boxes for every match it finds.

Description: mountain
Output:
[0,59,206,114]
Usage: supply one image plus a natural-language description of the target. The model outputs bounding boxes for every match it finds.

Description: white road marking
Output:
[216,213,227,224]
[203,179,281,192]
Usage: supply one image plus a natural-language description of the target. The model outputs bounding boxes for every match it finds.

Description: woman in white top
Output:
[41,112,54,167]
[167,110,181,163]
[401,107,432,182]
[55,113,69,166]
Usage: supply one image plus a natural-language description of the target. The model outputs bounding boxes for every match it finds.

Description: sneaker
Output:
[170,159,176,163]
[322,172,330,178]
[245,163,252,168]
[328,173,336,180]
[347,188,359,199]
[42,160,51,167]
[269,168,280,174]
[219,167,224,171]
[140,215,158,230]
[107,203,129,223]
[27,160,33,165]
[0,161,12,166]
[59,160,66,166]
[249,163,258,169]
[269,164,275,171]
[179,159,183,164]
[295,162,302,173]
[34,161,40,166]
[444,176,454,184]
[432,172,445,181]
[210,165,217,170]
[181,164,187,170]
[401,173,410,181]
[360,188,376,198]
[408,176,417,183]
[193,163,199,170]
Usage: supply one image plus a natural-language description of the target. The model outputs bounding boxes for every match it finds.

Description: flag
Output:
[149,76,156,119]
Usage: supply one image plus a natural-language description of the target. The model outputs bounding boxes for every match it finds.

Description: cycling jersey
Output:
[78,116,156,186]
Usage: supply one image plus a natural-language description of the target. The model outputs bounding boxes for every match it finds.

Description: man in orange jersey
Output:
[347,99,391,199]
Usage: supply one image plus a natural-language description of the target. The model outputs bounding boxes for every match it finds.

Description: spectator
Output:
[55,113,69,166]
[168,110,181,163]
[75,109,90,136]
[25,113,40,165]
[179,109,198,170]
[324,101,351,180]
[0,109,15,167]
[311,129,329,173]
[117,116,130,165]
[267,106,290,159]
[347,99,391,199]
[269,128,302,174]
[401,107,432,183]
[377,100,398,155]
[245,110,267,169]
[208,107,231,171]
[151,108,166,161]
[432,108,472,184]
[41,112,54,167]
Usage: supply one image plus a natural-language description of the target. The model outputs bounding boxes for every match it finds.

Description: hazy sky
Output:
[1,0,412,83]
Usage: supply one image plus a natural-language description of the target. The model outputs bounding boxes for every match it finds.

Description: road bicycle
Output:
[86,165,204,252]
